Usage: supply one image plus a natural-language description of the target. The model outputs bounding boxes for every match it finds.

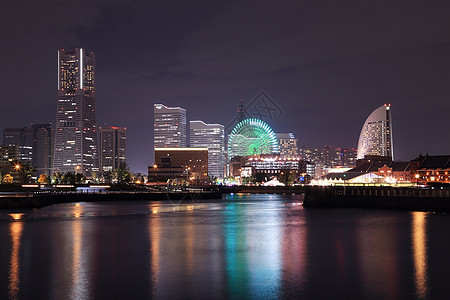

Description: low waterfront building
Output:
[236,154,312,184]
[228,156,246,178]
[315,160,412,185]
[245,154,301,177]
[410,155,450,185]
[150,148,208,182]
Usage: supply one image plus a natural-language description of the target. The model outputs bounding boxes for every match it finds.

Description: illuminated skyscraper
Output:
[53,48,98,176]
[99,126,126,172]
[276,133,299,158]
[154,104,186,148]
[357,104,393,160]
[190,121,225,178]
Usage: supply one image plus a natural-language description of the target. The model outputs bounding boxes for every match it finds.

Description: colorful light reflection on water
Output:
[0,194,447,299]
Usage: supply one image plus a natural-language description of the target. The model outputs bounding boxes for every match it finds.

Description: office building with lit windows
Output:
[276,133,299,158]
[99,126,126,172]
[154,104,186,148]
[53,48,98,176]
[150,148,208,181]
[0,145,19,167]
[190,121,225,179]
[357,104,393,160]
[3,127,33,163]
[32,124,53,177]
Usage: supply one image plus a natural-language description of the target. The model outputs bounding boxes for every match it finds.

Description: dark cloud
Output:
[1,0,449,173]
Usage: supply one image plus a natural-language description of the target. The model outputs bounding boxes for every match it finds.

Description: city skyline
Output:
[1,0,449,173]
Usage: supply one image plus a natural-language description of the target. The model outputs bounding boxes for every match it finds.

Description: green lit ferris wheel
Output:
[228,119,279,159]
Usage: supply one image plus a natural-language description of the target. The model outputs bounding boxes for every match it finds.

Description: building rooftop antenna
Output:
[237,99,245,122]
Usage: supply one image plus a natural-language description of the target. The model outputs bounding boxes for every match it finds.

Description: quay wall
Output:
[0,191,222,209]
[303,186,450,212]
[218,186,306,194]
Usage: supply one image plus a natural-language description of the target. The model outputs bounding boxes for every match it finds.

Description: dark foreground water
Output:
[0,193,449,299]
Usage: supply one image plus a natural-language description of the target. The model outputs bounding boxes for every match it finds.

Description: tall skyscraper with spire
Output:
[53,48,98,176]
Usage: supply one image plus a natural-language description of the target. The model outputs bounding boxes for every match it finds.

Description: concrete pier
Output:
[303,186,450,212]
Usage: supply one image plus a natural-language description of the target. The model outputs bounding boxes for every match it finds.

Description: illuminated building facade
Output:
[190,121,225,179]
[3,127,33,163]
[151,148,208,180]
[53,48,98,176]
[245,155,301,176]
[410,155,450,184]
[154,104,186,148]
[99,126,126,172]
[32,124,53,177]
[357,104,393,160]
[276,133,299,158]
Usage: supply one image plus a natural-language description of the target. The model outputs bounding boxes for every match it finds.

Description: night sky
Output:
[1,0,449,173]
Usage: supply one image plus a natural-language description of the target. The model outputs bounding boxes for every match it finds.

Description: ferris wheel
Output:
[228,119,279,159]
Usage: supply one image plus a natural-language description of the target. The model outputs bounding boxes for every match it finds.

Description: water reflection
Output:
[246,201,281,299]
[412,212,428,299]
[148,209,161,293]
[357,214,401,299]
[1,196,447,299]
[70,203,90,299]
[281,203,307,297]
[9,219,23,299]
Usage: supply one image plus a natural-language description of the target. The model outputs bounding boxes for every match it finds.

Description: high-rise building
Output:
[99,126,126,172]
[341,148,357,167]
[154,104,186,148]
[357,104,393,160]
[0,145,19,167]
[190,121,225,179]
[299,146,321,163]
[3,127,33,163]
[276,133,299,158]
[32,124,53,177]
[321,146,342,167]
[53,48,98,176]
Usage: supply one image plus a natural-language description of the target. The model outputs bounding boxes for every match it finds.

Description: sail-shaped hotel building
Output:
[357,104,394,160]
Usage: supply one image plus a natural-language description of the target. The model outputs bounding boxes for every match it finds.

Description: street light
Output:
[415,173,420,186]
[14,164,20,171]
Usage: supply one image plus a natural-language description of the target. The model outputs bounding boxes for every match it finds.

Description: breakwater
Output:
[303,186,450,212]
[0,190,222,209]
